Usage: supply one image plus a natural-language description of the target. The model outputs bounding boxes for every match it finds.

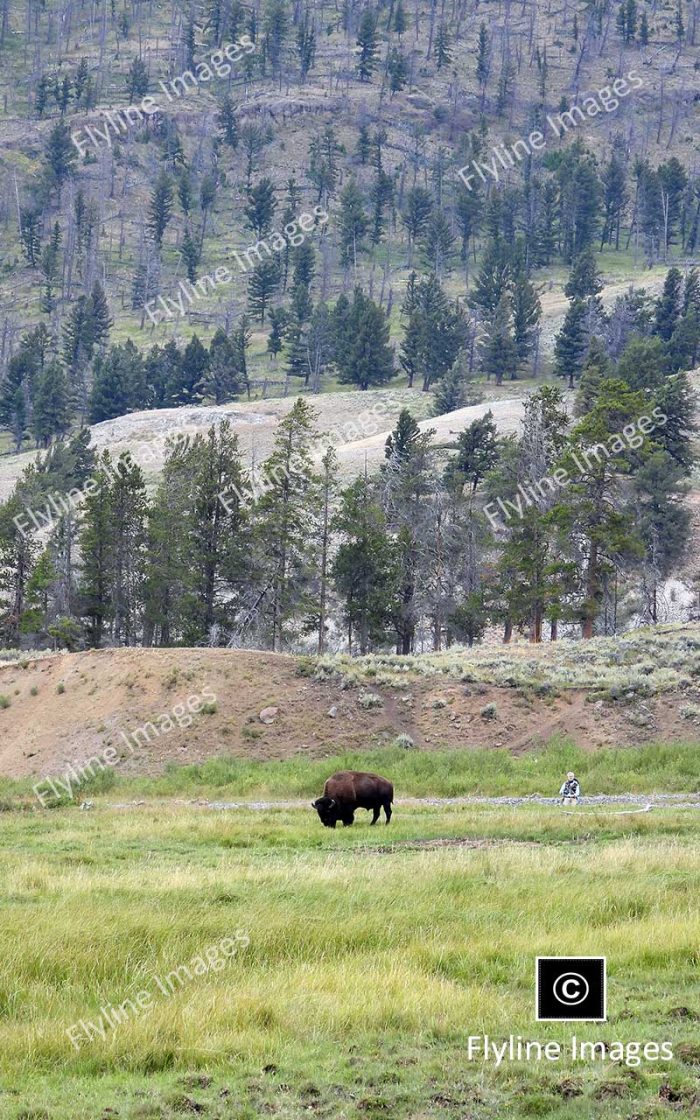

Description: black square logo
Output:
[536,957,606,1021]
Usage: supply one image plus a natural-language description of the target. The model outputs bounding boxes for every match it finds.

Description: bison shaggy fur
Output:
[312,770,393,828]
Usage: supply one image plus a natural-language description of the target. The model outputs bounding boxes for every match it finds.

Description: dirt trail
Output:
[106,793,700,811]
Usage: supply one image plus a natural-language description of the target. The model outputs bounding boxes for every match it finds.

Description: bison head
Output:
[312,796,339,828]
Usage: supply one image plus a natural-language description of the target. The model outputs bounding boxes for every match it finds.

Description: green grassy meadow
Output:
[1,788,699,1120]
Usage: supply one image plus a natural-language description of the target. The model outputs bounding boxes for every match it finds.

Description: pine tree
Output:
[387,48,408,93]
[86,281,113,351]
[600,149,628,250]
[40,222,61,313]
[32,361,70,447]
[393,0,408,36]
[245,177,276,237]
[654,267,682,340]
[511,274,541,371]
[297,10,316,79]
[267,307,288,360]
[263,0,289,76]
[480,293,517,385]
[554,298,588,388]
[19,209,41,267]
[550,379,651,637]
[476,23,489,103]
[575,336,610,415]
[469,240,511,317]
[654,372,695,470]
[79,452,115,647]
[356,8,380,81]
[564,247,603,303]
[335,289,395,390]
[180,227,201,282]
[248,258,281,323]
[217,93,238,149]
[74,58,89,104]
[168,335,209,404]
[446,411,499,493]
[402,186,433,266]
[332,475,395,653]
[44,121,77,191]
[423,211,455,276]
[146,173,174,249]
[109,456,148,645]
[255,399,321,649]
[205,328,243,403]
[126,56,149,101]
[0,495,38,647]
[434,23,452,69]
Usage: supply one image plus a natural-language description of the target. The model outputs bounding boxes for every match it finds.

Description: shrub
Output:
[0,695,10,709]
[395,733,415,750]
[358,691,383,710]
[480,702,498,721]
[679,704,700,722]
[56,683,65,695]
[200,701,217,715]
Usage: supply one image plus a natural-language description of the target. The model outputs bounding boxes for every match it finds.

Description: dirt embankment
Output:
[1,646,698,780]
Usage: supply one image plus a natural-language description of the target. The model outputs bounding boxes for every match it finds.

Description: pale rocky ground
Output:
[0,270,678,499]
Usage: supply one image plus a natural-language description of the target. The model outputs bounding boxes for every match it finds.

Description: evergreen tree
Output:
[297,10,316,79]
[335,288,394,390]
[245,177,277,237]
[564,248,603,302]
[267,307,288,360]
[205,328,243,403]
[387,48,408,93]
[180,227,201,282]
[126,56,149,101]
[338,178,369,267]
[146,173,174,249]
[554,298,588,388]
[79,452,115,647]
[654,267,683,340]
[168,335,209,404]
[255,399,320,649]
[511,274,542,371]
[434,23,452,69]
[44,121,77,191]
[479,293,517,386]
[31,361,70,447]
[248,257,281,323]
[356,8,380,80]
[446,411,499,493]
[332,475,396,653]
[217,93,238,149]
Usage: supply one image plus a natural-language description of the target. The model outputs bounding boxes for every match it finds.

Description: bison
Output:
[312,770,393,828]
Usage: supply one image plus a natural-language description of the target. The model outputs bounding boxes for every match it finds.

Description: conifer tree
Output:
[255,399,321,649]
[146,173,174,249]
[554,298,588,388]
[356,8,380,80]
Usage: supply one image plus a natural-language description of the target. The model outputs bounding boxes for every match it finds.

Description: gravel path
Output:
[108,793,700,811]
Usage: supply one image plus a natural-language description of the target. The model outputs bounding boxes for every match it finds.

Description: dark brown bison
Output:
[312,770,393,828]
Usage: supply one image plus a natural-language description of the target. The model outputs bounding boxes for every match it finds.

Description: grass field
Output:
[1,785,699,1120]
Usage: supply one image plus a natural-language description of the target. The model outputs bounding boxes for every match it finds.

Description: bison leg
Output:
[370,806,381,825]
[341,811,354,826]
[383,800,392,824]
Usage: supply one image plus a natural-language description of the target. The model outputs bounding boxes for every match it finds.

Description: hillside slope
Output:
[3,628,700,780]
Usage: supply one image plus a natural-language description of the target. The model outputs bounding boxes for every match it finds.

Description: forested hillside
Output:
[0,0,698,653]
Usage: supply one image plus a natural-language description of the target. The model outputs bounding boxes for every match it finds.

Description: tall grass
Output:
[82,739,700,800]
[0,804,698,1119]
